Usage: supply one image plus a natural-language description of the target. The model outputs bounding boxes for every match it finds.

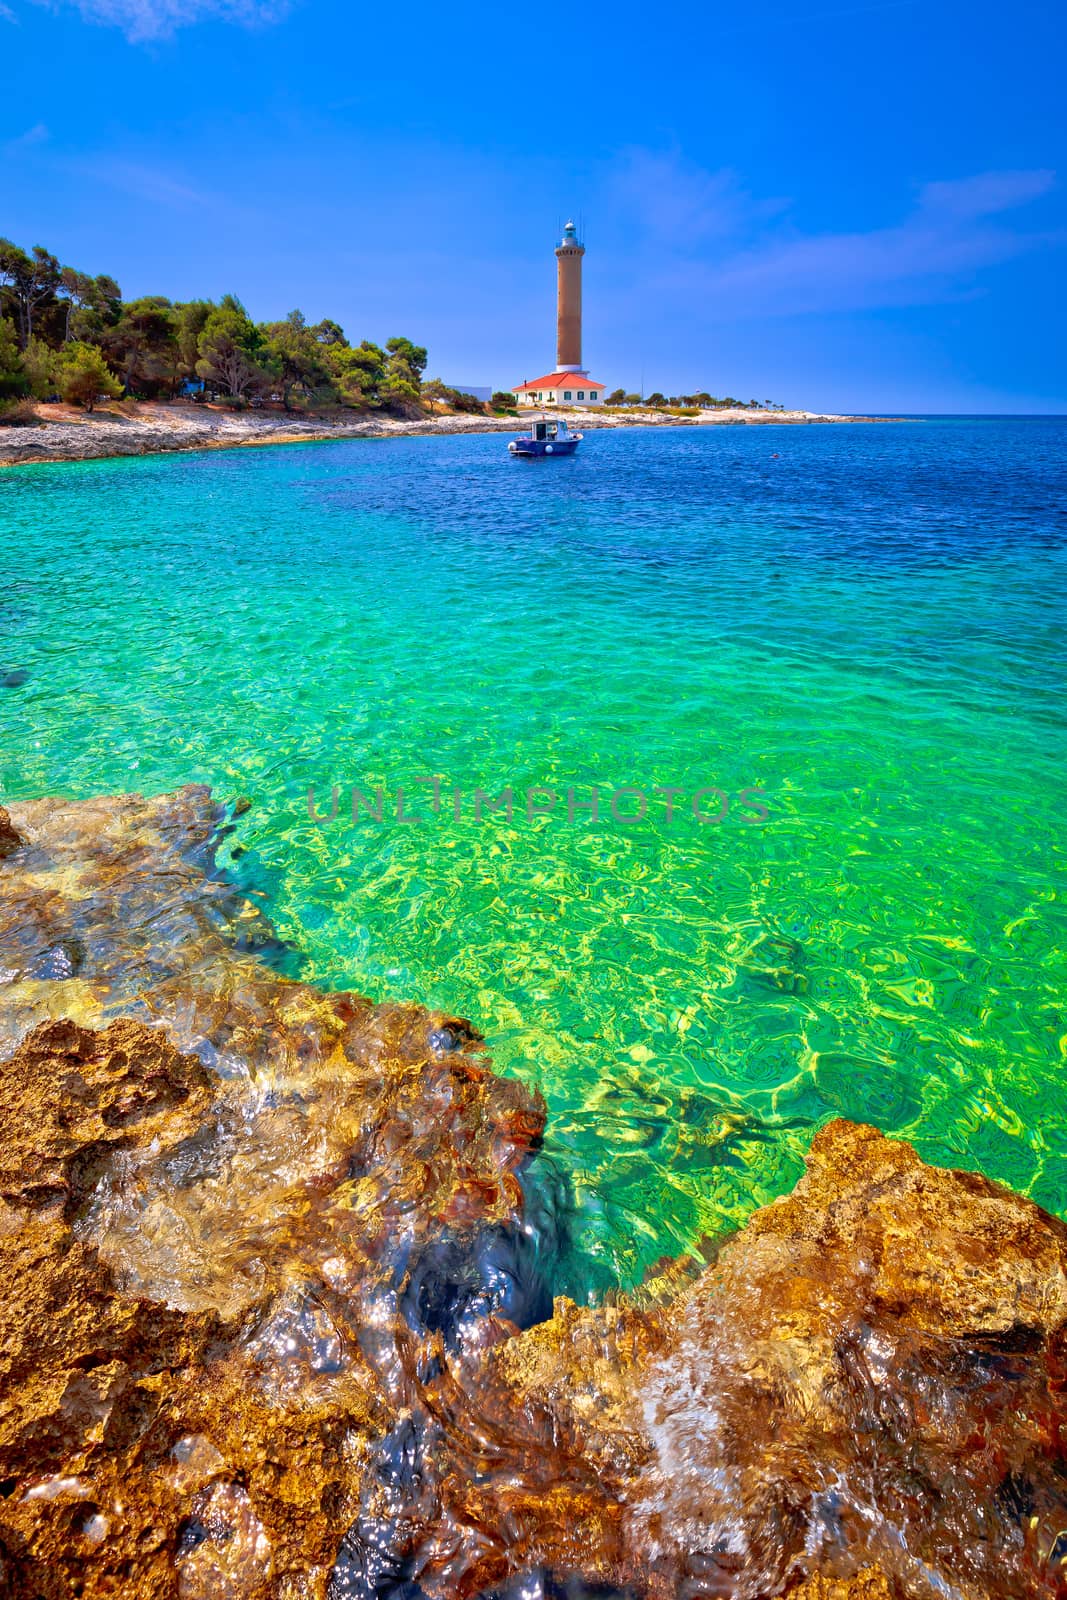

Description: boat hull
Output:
[508,438,580,457]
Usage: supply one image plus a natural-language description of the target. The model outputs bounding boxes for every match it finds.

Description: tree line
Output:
[605,388,784,411]
[0,236,430,416]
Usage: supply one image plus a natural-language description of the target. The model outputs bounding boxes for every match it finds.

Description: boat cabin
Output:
[508,410,582,456]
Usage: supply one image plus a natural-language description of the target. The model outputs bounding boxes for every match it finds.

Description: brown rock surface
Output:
[2,786,1066,1599]
[620,1119,1067,1598]
[444,1120,1067,1599]
[0,789,547,1596]
[0,1007,544,1597]
[0,805,22,860]
[788,1572,894,1600]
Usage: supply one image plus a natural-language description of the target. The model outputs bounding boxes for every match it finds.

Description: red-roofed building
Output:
[513,372,607,408]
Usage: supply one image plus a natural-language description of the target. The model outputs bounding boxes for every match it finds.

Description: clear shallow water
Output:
[3,418,1066,1291]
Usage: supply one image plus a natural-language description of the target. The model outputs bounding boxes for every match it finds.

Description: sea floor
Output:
[1,415,1066,1293]
[1,787,1064,1600]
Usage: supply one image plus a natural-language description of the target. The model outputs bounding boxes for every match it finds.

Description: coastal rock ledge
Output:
[0,788,1065,1599]
[0,399,875,469]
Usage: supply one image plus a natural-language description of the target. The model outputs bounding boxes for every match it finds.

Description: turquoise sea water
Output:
[3,418,1066,1291]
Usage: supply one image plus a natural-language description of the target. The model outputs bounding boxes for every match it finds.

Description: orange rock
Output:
[0,805,22,859]
[788,1569,894,1599]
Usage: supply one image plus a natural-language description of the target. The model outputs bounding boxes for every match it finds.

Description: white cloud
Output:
[616,152,1059,317]
[609,150,759,245]
[55,0,287,41]
[76,157,214,207]
[4,122,49,151]
[917,170,1056,220]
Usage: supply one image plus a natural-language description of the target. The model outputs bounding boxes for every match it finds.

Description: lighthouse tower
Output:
[511,221,606,408]
[555,219,585,374]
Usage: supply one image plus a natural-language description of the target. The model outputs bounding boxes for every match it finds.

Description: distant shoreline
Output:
[0,399,887,468]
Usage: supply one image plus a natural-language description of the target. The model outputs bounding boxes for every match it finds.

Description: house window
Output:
[577,391,585,400]
[564,390,572,401]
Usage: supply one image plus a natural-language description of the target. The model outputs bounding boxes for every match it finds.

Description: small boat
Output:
[508,415,582,458]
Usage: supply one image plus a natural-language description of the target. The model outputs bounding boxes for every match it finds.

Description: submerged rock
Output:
[0,788,550,1595]
[1,786,1065,1597]
[459,1119,1067,1599]
[0,1003,549,1595]
[0,805,23,860]
[789,1575,893,1600]
[624,1119,1067,1597]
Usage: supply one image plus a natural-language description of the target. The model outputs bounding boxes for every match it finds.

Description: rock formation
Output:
[0,805,23,860]
[1,787,1065,1598]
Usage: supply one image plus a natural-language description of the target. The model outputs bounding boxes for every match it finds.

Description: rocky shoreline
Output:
[1,787,1064,1599]
[0,400,881,468]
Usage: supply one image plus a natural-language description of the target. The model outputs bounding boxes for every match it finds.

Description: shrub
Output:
[54,343,122,411]
[451,390,488,414]
[0,396,40,425]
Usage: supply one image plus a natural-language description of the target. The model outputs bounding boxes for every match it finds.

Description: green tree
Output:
[21,337,56,398]
[624,392,641,405]
[421,378,485,414]
[261,310,327,410]
[175,301,213,378]
[53,342,122,411]
[311,318,346,347]
[325,340,385,409]
[58,267,93,343]
[646,392,667,408]
[490,390,516,410]
[0,317,29,407]
[420,377,452,413]
[105,297,179,395]
[380,368,419,406]
[196,297,265,399]
[381,336,427,407]
[57,270,123,344]
[0,239,61,348]
[606,388,626,405]
[384,336,427,381]
[0,233,444,423]
[83,274,122,340]
[449,387,487,414]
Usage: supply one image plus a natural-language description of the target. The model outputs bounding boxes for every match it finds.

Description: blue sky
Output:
[2,0,1065,410]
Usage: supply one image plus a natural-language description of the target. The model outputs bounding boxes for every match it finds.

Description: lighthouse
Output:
[555,219,585,374]
[512,221,606,409]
